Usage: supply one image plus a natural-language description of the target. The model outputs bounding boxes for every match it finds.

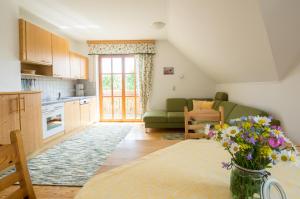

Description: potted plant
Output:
[210,116,298,199]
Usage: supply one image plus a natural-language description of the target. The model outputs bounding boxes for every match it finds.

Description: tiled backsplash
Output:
[77,79,96,96]
[21,75,76,100]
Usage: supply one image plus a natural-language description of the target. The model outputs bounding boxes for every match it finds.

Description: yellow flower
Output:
[290,154,296,162]
[242,122,251,129]
[260,146,272,156]
[215,124,229,131]
[239,144,251,151]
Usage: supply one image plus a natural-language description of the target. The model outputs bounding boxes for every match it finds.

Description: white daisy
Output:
[280,150,291,162]
[253,116,272,126]
[226,126,240,137]
[269,151,280,164]
[204,124,211,135]
[221,139,231,148]
[230,143,240,154]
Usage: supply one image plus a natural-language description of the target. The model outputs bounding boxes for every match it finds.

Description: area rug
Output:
[27,123,132,186]
[162,132,184,140]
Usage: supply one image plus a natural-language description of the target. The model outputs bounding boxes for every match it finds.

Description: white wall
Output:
[149,40,216,110]
[0,0,21,91]
[216,62,300,144]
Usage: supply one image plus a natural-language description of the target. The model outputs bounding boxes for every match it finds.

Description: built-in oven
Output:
[42,103,64,139]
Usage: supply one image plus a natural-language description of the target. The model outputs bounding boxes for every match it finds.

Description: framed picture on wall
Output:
[163,67,174,75]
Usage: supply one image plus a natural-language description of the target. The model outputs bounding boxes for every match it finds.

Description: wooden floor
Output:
[0,123,182,199]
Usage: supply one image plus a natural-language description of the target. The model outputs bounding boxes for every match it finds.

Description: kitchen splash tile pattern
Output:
[78,79,96,96]
[22,75,76,100]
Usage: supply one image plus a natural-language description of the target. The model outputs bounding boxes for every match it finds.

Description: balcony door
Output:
[99,55,142,121]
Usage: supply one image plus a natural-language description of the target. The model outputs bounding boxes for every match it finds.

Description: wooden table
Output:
[75,140,300,199]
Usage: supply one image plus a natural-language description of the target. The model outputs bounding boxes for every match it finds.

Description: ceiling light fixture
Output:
[152,21,166,30]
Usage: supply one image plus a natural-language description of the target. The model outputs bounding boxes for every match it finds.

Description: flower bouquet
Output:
[210,116,298,199]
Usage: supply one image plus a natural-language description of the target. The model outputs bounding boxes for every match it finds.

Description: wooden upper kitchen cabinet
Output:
[80,56,89,80]
[70,51,89,80]
[19,19,52,65]
[70,52,81,79]
[52,34,70,78]
[19,93,43,155]
[0,95,20,144]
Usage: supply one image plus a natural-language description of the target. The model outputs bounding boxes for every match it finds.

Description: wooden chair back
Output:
[184,106,224,139]
[0,130,36,199]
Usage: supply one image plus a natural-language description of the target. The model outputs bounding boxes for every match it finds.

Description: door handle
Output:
[20,97,26,112]
[9,97,19,113]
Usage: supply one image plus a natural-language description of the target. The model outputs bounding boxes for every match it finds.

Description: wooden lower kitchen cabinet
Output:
[89,97,97,123]
[0,95,20,144]
[0,92,42,156]
[64,97,98,134]
[80,103,90,126]
[64,100,81,133]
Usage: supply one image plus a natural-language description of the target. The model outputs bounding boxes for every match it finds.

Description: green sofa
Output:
[143,92,280,130]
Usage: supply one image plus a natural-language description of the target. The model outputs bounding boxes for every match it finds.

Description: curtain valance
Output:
[88,41,155,55]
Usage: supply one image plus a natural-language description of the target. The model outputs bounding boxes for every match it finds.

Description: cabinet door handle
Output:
[20,97,26,112]
[9,98,19,113]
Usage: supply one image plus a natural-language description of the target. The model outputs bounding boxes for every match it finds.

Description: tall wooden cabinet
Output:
[0,92,42,156]
[52,34,70,78]
[19,19,52,65]
[19,93,43,155]
[0,95,20,144]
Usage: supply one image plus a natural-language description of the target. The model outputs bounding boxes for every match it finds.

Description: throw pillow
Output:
[193,100,214,111]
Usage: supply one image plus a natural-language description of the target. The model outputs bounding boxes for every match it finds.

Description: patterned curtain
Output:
[135,54,154,113]
[88,43,155,55]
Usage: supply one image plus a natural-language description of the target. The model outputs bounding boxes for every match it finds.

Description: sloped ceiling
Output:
[167,0,279,83]
[259,0,300,79]
[16,0,300,83]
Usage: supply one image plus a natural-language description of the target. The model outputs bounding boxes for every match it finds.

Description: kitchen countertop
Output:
[42,96,96,106]
[0,91,41,95]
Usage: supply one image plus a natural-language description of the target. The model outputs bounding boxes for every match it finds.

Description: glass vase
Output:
[230,163,266,199]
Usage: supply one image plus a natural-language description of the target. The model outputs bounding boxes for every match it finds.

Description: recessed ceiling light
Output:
[152,21,166,30]
[74,25,87,29]
[58,25,71,29]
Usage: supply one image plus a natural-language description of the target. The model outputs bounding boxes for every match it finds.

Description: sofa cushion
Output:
[219,101,237,121]
[227,105,268,121]
[143,111,167,123]
[187,98,212,111]
[166,98,187,112]
[167,112,184,123]
[212,100,222,110]
[215,92,228,101]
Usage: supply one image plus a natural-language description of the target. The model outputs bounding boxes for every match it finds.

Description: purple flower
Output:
[241,116,248,121]
[269,137,284,148]
[247,153,253,160]
[221,162,231,170]
[207,131,215,138]
[248,137,257,145]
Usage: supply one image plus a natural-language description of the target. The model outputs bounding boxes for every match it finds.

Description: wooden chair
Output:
[184,106,224,139]
[0,130,36,199]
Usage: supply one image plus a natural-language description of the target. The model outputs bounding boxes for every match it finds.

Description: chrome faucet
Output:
[57,92,61,100]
